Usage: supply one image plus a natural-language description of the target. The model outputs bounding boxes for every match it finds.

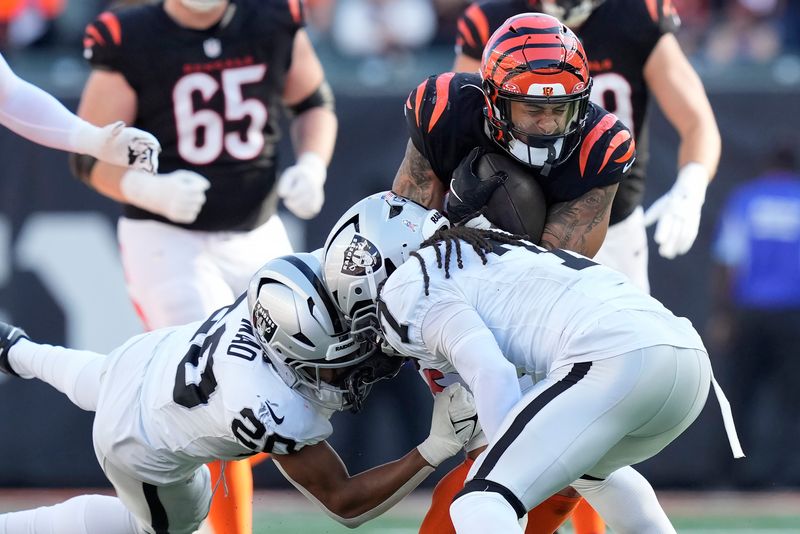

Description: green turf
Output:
[253,512,800,533]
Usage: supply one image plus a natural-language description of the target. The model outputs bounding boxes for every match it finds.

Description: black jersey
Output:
[405,72,634,208]
[84,0,306,231]
[457,0,678,223]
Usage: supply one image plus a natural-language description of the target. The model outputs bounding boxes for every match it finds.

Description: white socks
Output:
[9,339,104,412]
[571,466,676,534]
[0,494,138,534]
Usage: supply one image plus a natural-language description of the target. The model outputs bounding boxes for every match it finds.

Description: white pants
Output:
[465,345,711,512]
[594,206,650,294]
[118,216,293,329]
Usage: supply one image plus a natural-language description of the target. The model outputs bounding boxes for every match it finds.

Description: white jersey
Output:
[93,294,333,485]
[380,241,705,381]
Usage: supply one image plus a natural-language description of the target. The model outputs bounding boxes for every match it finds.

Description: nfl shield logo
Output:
[203,38,222,58]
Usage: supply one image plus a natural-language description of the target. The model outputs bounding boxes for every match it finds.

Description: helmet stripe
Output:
[283,255,346,334]
[579,114,616,177]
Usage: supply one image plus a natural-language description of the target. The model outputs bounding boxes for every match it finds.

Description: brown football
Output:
[476,152,547,241]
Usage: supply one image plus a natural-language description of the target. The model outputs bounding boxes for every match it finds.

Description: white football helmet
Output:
[323,191,449,342]
[248,252,390,412]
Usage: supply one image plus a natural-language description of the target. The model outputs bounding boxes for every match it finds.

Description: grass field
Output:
[3,489,799,533]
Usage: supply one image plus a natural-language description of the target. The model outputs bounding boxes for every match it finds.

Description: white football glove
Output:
[78,120,161,174]
[418,383,481,467]
[121,169,210,224]
[643,162,709,259]
[277,152,327,220]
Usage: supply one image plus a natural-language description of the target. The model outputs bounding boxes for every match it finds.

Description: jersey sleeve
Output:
[83,11,127,71]
[630,0,681,52]
[455,3,491,59]
[404,72,472,183]
[577,107,636,189]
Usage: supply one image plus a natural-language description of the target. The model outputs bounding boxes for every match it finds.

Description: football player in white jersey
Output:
[322,192,743,534]
[0,252,480,534]
[0,53,159,172]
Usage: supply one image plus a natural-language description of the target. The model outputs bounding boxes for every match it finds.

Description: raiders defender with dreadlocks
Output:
[323,192,743,534]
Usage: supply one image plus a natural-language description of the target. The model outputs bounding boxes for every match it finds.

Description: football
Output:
[476,151,547,241]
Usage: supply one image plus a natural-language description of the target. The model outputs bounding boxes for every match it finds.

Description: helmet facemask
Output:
[484,78,591,174]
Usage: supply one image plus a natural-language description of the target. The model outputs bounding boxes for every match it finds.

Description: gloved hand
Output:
[446,147,507,224]
[643,162,709,259]
[277,152,327,219]
[78,120,161,174]
[418,383,482,467]
[121,169,210,224]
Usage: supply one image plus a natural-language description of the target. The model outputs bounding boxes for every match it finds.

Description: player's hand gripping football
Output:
[80,120,161,174]
[277,152,327,219]
[447,146,507,225]
[644,163,709,259]
[417,383,482,467]
[121,169,211,224]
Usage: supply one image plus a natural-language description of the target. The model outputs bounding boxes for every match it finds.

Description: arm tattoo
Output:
[391,140,444,209]
[540,184,618,256]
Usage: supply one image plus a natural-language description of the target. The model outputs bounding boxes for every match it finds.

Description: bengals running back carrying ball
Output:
[393,13,635,260]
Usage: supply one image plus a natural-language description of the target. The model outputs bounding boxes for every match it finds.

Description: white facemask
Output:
[507,136,565,169]
[542,0,595,27]
[180,0,226,13]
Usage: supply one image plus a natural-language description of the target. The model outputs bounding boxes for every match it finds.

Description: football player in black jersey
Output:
[69,1,337,533]
[455,0,721,292]
[452,3,721,532]
[391,13,635,534]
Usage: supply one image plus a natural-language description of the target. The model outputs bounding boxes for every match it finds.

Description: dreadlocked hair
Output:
[410,226,527,295]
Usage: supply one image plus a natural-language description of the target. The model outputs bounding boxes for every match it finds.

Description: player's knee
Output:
[450,480,526,533]
[453,478,526,518]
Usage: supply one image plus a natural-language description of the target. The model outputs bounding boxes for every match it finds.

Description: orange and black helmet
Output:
[481,13,591,173]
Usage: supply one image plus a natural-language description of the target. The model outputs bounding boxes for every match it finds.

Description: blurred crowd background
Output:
[2,0,800,86]
[1,0,800,493]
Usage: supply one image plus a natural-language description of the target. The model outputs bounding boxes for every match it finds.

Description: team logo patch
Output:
[252,301,277,343]
[341,235,382,276]
[203,38,222,58]
[543,87,554,97]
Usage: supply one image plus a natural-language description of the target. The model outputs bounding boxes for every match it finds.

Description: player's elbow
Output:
[324,493,368,528]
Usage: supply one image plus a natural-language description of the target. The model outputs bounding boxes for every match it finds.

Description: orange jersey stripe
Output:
[413,80,427,129]
[579,114,617,177]
[287,0,302,24]
[645,0,658,22]
[614,137,635,164]
[428,73,455,132]
[457,18,477,50]
[599,130,632,174]
[465,4,490,46]
[98,12,121,45]
[85,24,105,47]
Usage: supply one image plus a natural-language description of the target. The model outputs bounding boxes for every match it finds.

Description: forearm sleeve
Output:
[0,55,94,153]
[274,461,434,528]
[422,301,521,440]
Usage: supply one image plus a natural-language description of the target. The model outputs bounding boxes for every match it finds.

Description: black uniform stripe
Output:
[283,255,345,333]
[142,483,169,533]
[474,361,592,479]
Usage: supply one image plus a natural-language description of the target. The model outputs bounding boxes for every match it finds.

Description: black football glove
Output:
[446,147,508,225]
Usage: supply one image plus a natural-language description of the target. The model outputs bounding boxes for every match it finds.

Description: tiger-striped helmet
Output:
[481,13,591,174]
